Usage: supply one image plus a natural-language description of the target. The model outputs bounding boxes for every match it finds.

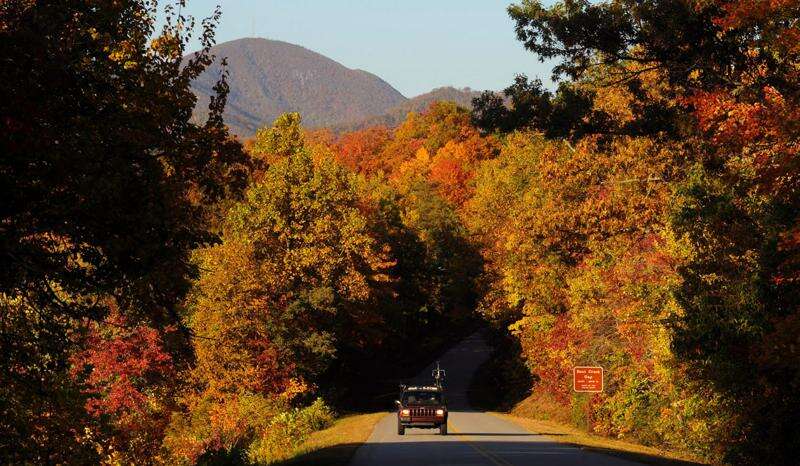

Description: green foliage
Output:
[164,394,334,466]
[297,398,336,432]
[246,399,335,465]
[670,161,800,463]
[396,178,480,316]
[471,76,603,138]
[251,112,305,160]
[186,127,395,399]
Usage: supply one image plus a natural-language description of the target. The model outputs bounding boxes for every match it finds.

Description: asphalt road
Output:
[349,331,643,466]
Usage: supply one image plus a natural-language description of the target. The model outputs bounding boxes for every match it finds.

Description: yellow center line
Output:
[449,422,514,466]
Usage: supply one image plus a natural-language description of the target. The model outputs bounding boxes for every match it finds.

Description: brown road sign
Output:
[573,366,603,392]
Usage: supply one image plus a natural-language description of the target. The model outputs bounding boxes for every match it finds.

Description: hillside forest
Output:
[1,1,798,465]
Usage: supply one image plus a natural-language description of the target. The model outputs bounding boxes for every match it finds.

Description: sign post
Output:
[573,366,604,393]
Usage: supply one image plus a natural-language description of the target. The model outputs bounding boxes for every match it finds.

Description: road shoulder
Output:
[490,412,704,466]
[275,412,387,466]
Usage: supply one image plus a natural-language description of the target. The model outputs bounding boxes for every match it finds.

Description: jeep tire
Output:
[439,423,447,435]
[397,419,405,435]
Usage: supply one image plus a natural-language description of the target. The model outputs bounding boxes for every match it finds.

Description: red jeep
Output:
[396,385,448,435]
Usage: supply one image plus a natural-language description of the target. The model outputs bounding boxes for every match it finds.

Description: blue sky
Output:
[177,0,557,97]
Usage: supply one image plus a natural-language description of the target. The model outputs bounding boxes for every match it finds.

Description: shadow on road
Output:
[445,432,545,437]
[276,440,705,466]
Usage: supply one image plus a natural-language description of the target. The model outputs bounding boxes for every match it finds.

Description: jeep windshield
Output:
[402,391,442,405]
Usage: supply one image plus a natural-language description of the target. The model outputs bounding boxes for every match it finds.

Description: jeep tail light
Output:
[401,409,410,416]
[436,409,445,416]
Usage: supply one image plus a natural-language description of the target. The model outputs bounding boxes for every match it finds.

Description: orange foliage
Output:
[335,126,391,175]
[332,103,499,209]
[429,134,499,206]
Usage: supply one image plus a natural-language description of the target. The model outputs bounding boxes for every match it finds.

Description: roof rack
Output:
[399,361,447,392]
[405,385,441,391]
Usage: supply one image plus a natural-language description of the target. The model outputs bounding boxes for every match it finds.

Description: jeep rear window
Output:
[402,391,441,405]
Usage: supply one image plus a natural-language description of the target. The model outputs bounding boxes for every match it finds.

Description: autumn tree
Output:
[70,307,179,463]
[483,0,800,461]
[331,102,500,208]
[471,73,681,139]
[248,112,305,169]
[0,1,248,461]
[165,115,398,462]
[465,132,712,451]
[472,76,603,138]
[378,102,476,172]
[668,1,800,452]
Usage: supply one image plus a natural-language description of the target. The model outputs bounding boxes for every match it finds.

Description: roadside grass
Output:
[274,412,386,466]
[492,410,705,466]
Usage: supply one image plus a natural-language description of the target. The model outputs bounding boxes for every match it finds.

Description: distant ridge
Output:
[330,86,482,133]
[189,38,480,138]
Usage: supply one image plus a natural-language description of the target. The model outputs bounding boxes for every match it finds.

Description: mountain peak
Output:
[191,38,407,137]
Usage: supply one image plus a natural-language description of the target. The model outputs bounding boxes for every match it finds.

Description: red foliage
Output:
[70,313,177,458]
[251,338,297,395]
[74,320,174,415]
[689,86,799,196]
[537,314,587,403]
[709,0,799,33]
